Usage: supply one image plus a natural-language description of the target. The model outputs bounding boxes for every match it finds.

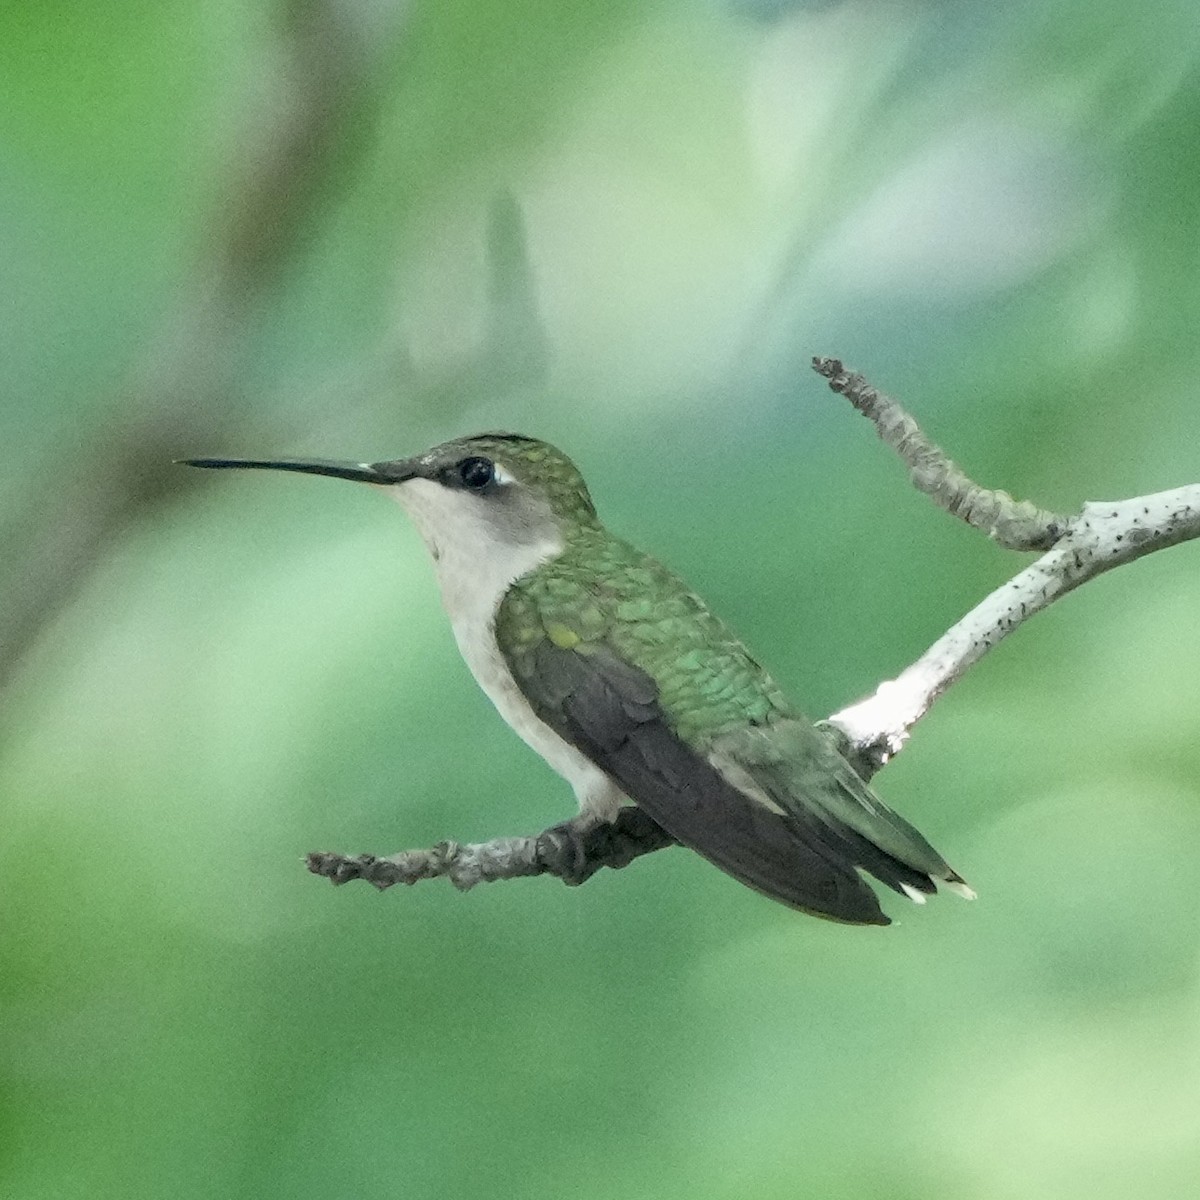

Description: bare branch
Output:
[307,808,677,892]
[828,484,1200,772]
[812,356,1069,551]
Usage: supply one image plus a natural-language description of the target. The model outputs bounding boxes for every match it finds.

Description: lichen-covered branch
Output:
[308,360,1200,895]
[307,808,677,891]
[811,356,1068,551]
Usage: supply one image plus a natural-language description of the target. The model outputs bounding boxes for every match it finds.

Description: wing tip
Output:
[808,902,892,927]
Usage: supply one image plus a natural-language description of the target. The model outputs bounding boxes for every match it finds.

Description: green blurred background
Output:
[4,1,1200,1197]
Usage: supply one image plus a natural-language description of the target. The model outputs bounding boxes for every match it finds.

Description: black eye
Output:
[458,456,495,490]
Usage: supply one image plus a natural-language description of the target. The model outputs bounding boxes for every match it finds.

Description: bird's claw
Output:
[537,822,599,886]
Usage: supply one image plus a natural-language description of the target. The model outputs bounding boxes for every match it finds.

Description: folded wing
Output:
[511,639,892,924]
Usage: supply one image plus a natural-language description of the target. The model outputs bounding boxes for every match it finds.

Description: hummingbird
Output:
[184,433,971,925]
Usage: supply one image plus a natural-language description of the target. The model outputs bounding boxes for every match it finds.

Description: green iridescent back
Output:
[495,524,799,746]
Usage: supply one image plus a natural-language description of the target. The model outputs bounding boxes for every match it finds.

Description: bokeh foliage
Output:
[3,2,1200,1197]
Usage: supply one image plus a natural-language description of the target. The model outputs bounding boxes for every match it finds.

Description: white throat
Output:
[390,477,563,632]
[387,475,620,821]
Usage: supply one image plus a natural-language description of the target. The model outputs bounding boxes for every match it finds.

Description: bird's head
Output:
[184,433,598,564]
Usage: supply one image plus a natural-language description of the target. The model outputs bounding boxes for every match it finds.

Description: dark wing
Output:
[513,638,889,925]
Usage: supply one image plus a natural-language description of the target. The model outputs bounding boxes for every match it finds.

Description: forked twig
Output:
[310,359,1200,891]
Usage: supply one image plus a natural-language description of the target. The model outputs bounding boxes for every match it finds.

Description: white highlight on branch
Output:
[829,486,1200,766]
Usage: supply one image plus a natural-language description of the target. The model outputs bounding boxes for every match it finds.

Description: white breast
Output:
[391,479,622,822]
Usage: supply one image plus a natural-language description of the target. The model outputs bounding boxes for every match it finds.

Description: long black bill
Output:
[179,457,417,484]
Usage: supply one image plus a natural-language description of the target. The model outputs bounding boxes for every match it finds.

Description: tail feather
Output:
[712,720,970,904]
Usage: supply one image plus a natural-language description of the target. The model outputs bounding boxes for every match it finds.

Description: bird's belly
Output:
[450,616,622,822]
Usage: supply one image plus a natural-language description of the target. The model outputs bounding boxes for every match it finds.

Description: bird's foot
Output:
[536,820,599,886]
[536,810,678,887]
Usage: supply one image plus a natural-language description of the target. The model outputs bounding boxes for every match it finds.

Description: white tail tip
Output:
[900,883,928,905]
[943,878,977,901]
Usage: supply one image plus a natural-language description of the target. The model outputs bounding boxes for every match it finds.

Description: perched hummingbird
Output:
[185,434,971,925]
